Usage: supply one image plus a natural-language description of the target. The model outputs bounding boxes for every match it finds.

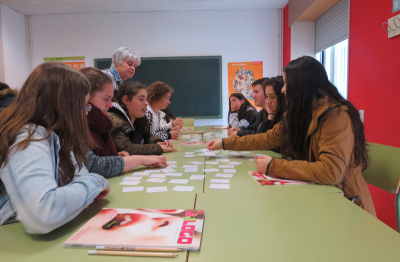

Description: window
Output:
[315,39,348,99]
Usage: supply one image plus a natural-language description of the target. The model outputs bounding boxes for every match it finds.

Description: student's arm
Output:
[85,150,125,178]
[111,127,163,155]
[1,141,109,234]
[208,122,284,151]
[267,109,353,185]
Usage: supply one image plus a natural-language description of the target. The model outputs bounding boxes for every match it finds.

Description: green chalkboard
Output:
[94,56,222,118]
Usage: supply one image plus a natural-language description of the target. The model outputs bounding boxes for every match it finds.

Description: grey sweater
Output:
[85,150,125,178]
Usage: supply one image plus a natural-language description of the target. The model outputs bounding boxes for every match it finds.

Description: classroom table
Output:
[1,125,400,261]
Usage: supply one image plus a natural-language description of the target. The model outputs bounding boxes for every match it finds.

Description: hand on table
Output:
[118,151,129,157]
[95,186,110,200]
[170,130,179,139]
[254,155,273,174]
[207,139,223,150]
[140,155,168,167]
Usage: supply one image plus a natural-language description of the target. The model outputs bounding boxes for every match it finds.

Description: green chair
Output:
[182,118,194,127]
[396,177,400,233]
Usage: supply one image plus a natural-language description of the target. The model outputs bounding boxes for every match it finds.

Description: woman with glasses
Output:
[80,67,168,178]
[145,81,181,141]
[0,62,110,233]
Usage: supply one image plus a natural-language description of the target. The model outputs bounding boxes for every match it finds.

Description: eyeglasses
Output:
[86,104,92,112]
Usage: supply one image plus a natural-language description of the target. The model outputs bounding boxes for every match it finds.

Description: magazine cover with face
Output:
[63,209,204,251]
[248,171,312,185]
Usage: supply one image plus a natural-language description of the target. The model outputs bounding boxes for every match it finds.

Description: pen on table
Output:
[96,245,182,252]
[88,250,178,258]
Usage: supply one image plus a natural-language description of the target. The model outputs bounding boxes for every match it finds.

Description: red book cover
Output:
[63,209,204,251]
[248,171,312,185]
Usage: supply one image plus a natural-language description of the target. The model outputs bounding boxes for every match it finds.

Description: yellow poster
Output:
[228,61,263,108]
[44,56,85,70]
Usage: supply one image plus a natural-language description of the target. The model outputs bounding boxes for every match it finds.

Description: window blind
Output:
[315,0,349,53]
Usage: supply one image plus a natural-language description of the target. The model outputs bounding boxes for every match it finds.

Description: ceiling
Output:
[0,0,288,15]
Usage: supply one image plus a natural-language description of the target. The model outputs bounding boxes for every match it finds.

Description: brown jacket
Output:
[223,97,376,216]
[108,103,163,156]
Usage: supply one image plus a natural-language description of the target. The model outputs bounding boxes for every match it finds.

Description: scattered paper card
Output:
[184,152,195,154]
[203,168,220,172]
[146,178,167,183]
[131,171,151,176]
[165,173,183,177]
[184,155,195,158]
[219,165,234,168]
[190,175,205,180]
[227,161,242,165]
[182,135,191,139]
[205,161,219,165]
[149,174,167,178]
[167,161,177,164]
[216,159,230,162]
[146,186,168,193]
[189,161,203,165]
[210,184,230,189]
[169,179,189,184]
[240,151,252,154]
[161,168,176,173]
[123,177,142,181]
[215,173,234,178]
[119,181,141,186]
[183,165,199,168]
[202,149,216,157]
[185,168,198,172]
[224,169,237,173]
[122,186,144,192]
[172,186,195,192]
[210,179,230,183]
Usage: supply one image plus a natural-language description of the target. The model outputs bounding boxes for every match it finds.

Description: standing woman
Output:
[207,56,375,216]
[0,62,109,232]
[108,81,176,155]
[146,81,181,141]
[228,93,257,128]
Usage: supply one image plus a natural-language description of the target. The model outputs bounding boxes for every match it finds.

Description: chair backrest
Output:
[396,178,400,233]
[182,118,194,127]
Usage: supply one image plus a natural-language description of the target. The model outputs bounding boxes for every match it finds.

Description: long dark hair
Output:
[228,93,256,121]
[263,76,286,128]
[282,56,369,170]
[116,81,150,134]
[0,62,93,186]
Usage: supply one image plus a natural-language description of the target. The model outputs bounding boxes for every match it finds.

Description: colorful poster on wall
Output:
[394,0,400,13]
[44,56,85,70]
[227,61,263,108]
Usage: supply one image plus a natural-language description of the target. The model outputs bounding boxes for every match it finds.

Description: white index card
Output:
[123,186,144,192]
[146,186,168,193]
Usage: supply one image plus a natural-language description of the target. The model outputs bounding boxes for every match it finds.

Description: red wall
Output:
[283,4,291,69]
[348,0,400,147]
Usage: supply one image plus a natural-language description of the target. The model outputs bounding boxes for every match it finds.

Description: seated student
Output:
[80,67,167,178]
[0,62,110,232]
[102,47,141,93]
[160,107,184,130]
[207,56,376,216]
[145,81,180,141]
[228,93,257,128]
[229,77,286,137]
[0,82,17,112]
[108,81,177,155]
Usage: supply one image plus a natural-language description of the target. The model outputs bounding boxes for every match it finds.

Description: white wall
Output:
[0,5,29,89]
[290,21,315,60]
[31,10,281,125]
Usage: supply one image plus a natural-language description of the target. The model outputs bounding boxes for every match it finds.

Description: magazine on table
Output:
[248,171,312,185]
[64,209,205,251]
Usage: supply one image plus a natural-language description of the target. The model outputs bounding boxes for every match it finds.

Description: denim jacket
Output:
[0,125,109,233]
